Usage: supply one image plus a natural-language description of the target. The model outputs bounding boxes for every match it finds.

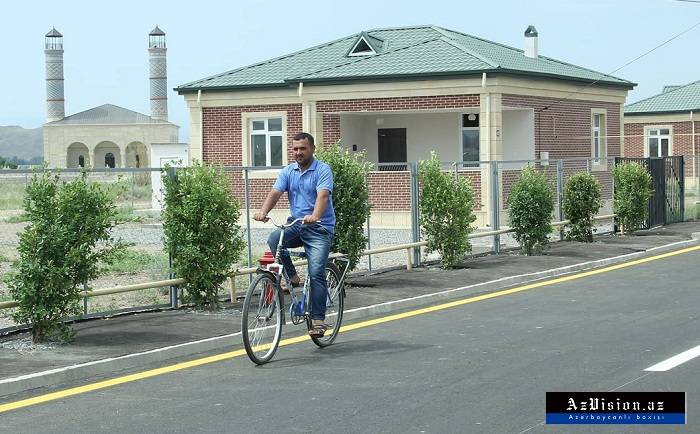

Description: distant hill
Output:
[0,126,43,161]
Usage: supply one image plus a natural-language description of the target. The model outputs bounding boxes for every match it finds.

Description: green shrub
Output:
[613,162,652,234]
[8,171,126,342]
[508,166,555,255]
[418,152,476,268]
[315,143,372,271]
[162,162,245,310]
[562,172,602,242]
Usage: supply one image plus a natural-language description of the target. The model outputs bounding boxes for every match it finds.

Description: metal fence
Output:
[1,156,698,332]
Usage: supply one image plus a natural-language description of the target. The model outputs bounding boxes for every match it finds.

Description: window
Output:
[78,155,85,168]
[591,110,607,164]
[250,117,283,167]
[646,127,672,157]
[462,113,480,166]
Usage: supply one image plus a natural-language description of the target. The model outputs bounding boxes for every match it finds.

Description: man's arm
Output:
[253,189,283,221]
[303,189,329,224]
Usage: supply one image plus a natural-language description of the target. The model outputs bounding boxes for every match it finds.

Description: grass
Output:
[0,253,10,263]
[102,249,169,275]
[3,214,28,223]
[114,206,145,223]
[0,182,27,211]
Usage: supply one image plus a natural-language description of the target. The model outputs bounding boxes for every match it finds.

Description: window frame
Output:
[591,108,607,167]
[241,112,288,177]
[249,117,283,167]
[644,125,673,158]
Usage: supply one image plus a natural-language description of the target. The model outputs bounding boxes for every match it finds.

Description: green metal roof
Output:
[176,25,634,93]
[625,80,700,114]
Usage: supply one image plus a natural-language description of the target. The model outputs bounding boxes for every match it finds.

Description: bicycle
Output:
[241,217,350,365]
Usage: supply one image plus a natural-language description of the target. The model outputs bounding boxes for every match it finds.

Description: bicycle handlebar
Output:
[267,216,322,229]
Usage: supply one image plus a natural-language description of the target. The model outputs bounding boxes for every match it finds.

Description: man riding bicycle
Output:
[253,132,335,338]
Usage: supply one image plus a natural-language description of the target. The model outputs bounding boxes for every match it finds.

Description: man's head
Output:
[292,132,315,167]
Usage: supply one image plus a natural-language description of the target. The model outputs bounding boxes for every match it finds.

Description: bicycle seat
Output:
[287,250,307,259]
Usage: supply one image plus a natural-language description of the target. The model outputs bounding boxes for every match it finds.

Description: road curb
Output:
[1,238,698,398]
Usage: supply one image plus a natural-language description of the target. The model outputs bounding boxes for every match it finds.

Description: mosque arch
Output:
[66,142,89,168]
[94,141,121,168]
[126,141,149,168]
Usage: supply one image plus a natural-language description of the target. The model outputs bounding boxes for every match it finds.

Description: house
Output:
[176,25,634,227]
[624,82,700,181]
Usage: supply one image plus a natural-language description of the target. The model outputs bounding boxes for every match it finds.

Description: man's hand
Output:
[253,211,269,222]
[303,214,320,225]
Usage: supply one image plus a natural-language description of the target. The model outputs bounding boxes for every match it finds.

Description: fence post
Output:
[365,173,372,271]
[557,160,564,241]
[243,168,253,285]
[490,161,500,254]
[409,162,421,267]
[82,282,88,317]
[166,166,178,309]
[680,157,685,222]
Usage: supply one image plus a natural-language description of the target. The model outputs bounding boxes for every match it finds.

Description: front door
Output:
[378,128,407,171]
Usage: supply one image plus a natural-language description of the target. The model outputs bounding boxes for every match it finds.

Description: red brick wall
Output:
[367,171,411,211]
[624,120,700,177]
[202,104,302,208]
[458,171,482,210]
[502,95,622,159]
[317,94,480,146]
[202,104,303,165]
[624,120,699,157]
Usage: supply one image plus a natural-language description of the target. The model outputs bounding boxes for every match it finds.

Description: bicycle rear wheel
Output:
[242,273,283,364]
[310,261,344,348]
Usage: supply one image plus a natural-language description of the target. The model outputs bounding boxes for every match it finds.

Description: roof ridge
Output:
[60,103,111,119]
[625,79,700,108]
[431,28,499,68]
[177,32,361,89]
[290,36,448,81]
[432,26,527,55]
[536,54,632,84]
[433,25,631,84]
[365,24,435,32]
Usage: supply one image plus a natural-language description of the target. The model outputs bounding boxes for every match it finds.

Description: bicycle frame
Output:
[263,217,312,322]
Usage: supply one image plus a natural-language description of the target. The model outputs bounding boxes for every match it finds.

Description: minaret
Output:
[148,26,168,121]
[45,28,65,122]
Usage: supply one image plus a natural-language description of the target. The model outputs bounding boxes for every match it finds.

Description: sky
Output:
[2,0,700,142]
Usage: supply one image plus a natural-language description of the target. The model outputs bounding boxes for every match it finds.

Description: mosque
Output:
[42,26,180,168]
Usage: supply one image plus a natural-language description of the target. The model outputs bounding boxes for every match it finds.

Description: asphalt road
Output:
[1,248,699,433]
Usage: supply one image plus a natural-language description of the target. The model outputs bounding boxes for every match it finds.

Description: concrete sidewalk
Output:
[1,222,699,398]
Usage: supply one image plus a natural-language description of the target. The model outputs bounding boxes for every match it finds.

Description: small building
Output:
[42,27,179,168]
[176,25,634,226]
[624,82,700,179]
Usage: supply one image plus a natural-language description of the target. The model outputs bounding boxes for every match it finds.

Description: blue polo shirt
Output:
[273,158,335,233]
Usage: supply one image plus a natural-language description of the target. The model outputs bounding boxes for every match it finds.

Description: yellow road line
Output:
[1,244,698,413]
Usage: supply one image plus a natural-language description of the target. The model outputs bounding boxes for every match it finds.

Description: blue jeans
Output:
[267,220,334,321]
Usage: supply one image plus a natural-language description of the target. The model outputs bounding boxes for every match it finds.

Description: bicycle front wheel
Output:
[310,261,344,348]
[242,273,283,365]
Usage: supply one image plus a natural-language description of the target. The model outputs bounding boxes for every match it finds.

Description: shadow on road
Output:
[253,339,433,369]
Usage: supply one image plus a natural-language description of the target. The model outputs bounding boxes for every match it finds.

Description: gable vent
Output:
[347,32,383,57]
